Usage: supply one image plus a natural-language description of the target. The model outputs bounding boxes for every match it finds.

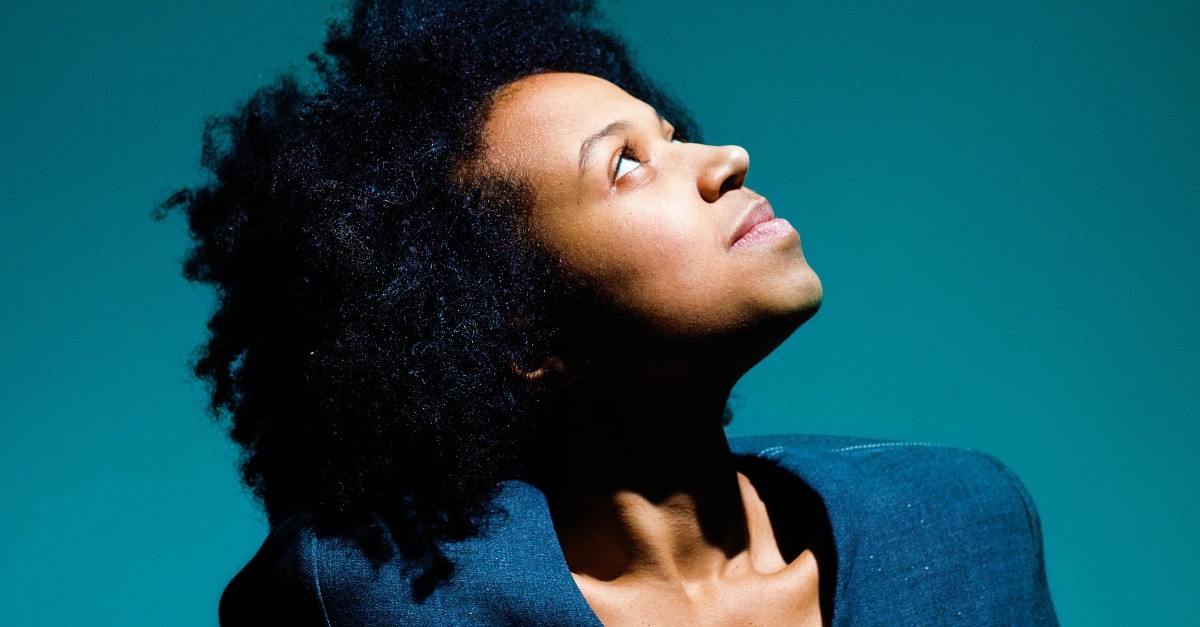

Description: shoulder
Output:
[221,520,491,626]
[733,433,1043,536]
[218,518,330,627]
[733,434,1058,625]
[220,515,480,626]
[219,484,601,626]
[219,517,427,627]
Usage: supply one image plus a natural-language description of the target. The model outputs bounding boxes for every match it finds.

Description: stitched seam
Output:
[758,445,786,458]
[311,535,334,627]
[831,441,943,453]
[983,454,1041,554]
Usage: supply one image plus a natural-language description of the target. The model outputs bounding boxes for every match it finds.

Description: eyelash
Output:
[612,134,683,182]
[613,141,642,181]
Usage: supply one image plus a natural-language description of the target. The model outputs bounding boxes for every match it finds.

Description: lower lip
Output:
[731,217,797,249]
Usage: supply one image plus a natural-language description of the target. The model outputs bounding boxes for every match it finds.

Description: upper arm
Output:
[980,453,1059,625]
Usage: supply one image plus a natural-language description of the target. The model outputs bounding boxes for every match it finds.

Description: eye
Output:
[614,151,641,180]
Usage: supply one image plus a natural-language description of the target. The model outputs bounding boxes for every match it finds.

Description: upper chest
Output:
[573,549,824,627]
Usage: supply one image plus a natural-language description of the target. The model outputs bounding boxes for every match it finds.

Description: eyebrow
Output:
[578,120,632,177]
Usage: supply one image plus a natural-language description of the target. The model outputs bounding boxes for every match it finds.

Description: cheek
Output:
[562,205,730,326]
[582,202,692,272]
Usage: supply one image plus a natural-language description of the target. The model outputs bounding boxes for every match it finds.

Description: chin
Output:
[776,265,823,325]
[756,270,822,346]
[796,278,824,323]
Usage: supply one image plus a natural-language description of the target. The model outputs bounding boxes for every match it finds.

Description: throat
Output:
[539,382,770,584]
[551,474,750,583]
[535,380,828,625]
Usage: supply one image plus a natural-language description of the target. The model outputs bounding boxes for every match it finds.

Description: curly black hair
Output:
[162,0,698,595]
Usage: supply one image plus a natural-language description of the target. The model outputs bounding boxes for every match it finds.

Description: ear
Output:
[513,354,583,394]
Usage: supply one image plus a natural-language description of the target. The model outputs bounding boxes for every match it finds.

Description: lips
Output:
[729,198,777,248]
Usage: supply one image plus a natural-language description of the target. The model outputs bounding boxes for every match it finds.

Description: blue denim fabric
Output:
[220,435,1057,626]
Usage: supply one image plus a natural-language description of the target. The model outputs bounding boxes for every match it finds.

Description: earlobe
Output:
[513,355,583,394]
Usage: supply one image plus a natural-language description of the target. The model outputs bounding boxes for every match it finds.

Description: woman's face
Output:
[481,73,821,374]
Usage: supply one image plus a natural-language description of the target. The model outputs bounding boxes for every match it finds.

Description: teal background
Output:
[1,1,1196,624]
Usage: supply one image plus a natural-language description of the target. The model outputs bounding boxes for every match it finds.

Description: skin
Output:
[481,73,826,626]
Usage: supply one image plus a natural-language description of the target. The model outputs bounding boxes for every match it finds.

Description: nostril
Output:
[719,170,746,197]
[698,144,750,202]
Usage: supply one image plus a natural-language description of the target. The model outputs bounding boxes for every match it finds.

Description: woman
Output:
[167,0,1056,624]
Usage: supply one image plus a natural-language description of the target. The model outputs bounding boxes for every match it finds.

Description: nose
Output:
[696,144,749,203]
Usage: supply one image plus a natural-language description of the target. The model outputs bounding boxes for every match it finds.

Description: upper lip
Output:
[729,197,775,247]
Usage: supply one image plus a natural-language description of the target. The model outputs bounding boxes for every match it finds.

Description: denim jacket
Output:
[220,435,1058,626]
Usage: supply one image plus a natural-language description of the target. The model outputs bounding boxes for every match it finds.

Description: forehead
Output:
[481,72,656,176]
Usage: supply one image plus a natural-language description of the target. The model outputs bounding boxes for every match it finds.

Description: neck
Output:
[540,374,753,583]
